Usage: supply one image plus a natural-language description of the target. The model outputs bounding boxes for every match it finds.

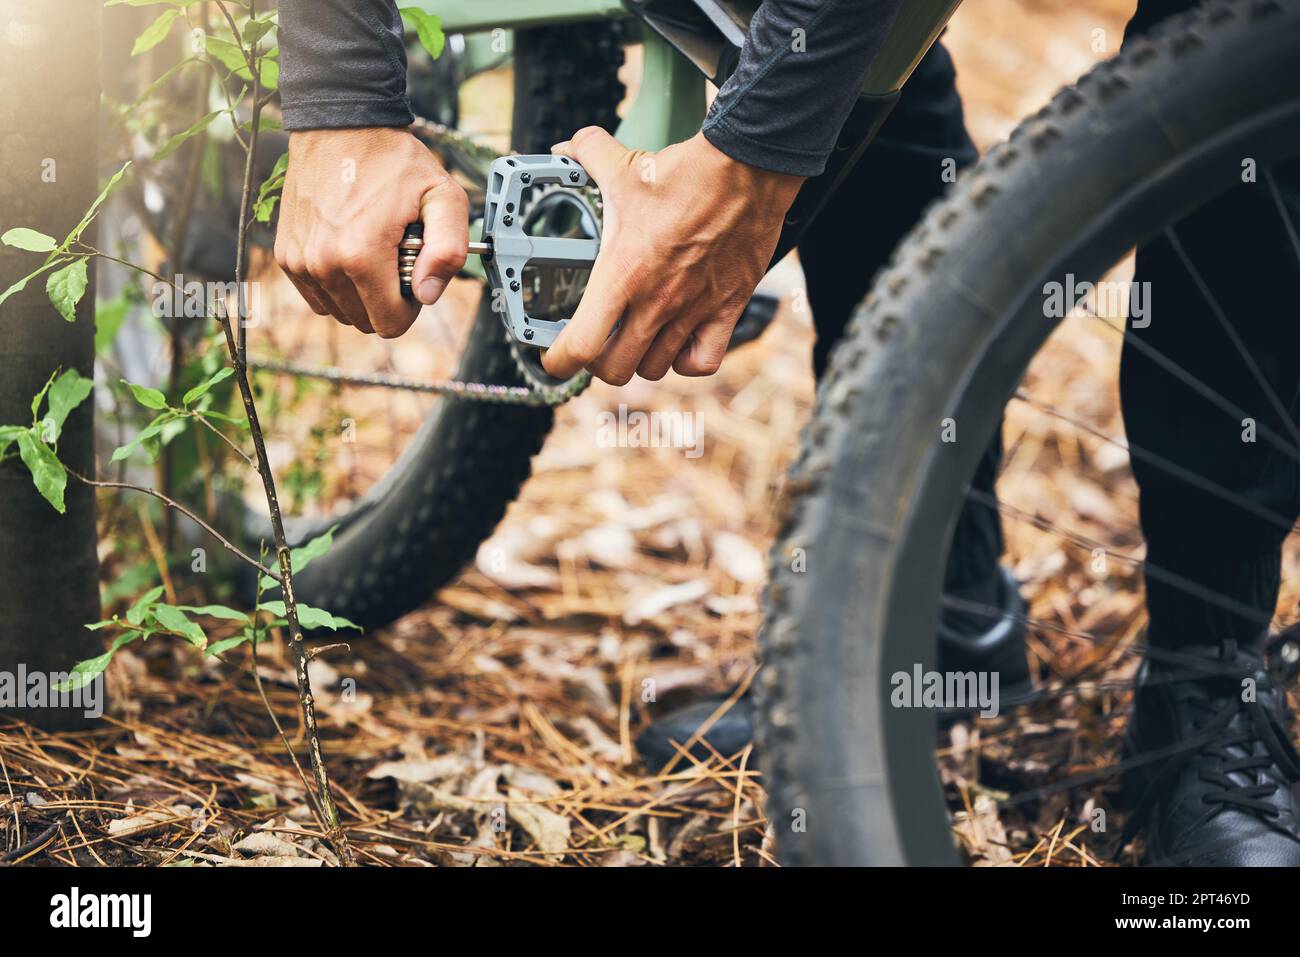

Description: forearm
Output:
[702,0,905,177]
[278,0,412,130]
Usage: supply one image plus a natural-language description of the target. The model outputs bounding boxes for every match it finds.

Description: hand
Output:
[274,128,468,338]
[541,129,804,384]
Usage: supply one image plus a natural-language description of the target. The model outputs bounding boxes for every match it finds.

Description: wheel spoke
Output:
[1087,312,1300,468]
[964,487,1280,632]
[1164,224,1300,448]
[1011,389,1298,536]
[1265,167,1300,274]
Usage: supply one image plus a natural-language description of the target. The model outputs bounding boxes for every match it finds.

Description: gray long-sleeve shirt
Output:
[279,0,904,177]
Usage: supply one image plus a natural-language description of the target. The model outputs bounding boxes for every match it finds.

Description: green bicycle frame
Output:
[411,0,965,152]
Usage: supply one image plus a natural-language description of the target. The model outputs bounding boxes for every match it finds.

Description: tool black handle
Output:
[399,223,424,299]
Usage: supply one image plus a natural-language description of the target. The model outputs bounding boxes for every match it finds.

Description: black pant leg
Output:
[1121,174,1300,648]
[800,40,977,376]
[1121,1,1300,648]
[799,40,1007,616]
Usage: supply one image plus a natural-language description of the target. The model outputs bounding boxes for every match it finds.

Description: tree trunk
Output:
[0,0,103,730]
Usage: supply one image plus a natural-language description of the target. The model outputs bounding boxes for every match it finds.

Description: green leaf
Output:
[152,604,207,648]
[154,111,222,162]
[182,366,233,406]
[239,115,282,136]
[204,34,248,74]
[46,259,89,322]
[42,369,94,444]
[56,633,140,693]
[253,151,288,224]
[0,258,69,310]
[30,368,59,422]
[0,425,27,459]
[253,194,280,224]
[127,56,201,113]
[1,227,57,252]
[15,430,67,513]
[257,601,359,632]
[122,378,168,410]
[263,150,288,183]
[95,290,132,355]
[243,16,276,46]
[258,525,338,591]
[400,7,445,60]
[204,32,276,88]
[109,412,180,464]
[100,561,159,608]
[205,632,252,657]
[201,410,248,428]
[126,585,165,626]
[257,55,278,90]
[67,162,132,248]
[132,8,180,55]
[158,415,188,446]
[177,604,250,624]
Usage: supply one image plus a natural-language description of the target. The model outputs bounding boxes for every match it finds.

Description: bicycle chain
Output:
[255,116,593,408]
[249,358,589,407]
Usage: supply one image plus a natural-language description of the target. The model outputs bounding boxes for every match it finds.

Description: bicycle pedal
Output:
[399,155,600,351]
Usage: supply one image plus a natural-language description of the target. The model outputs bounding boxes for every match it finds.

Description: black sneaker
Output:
[635,695,755,774]
[635,566,1031,771]
[1120,639,1300,866]
[937,565,1035,713]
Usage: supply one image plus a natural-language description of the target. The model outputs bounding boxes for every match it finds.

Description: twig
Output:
[0,816,64,864]
[0,751,21,850]
[188,412,258,471]
[65,467,278,581]
[77,248,167,285]
[731,745,752,868]
[243,545,321,822]
[248,627,326,828]
[213,0,247,58]
[202,1,245,149]
[233,52,260,366]
[213,19,355,864]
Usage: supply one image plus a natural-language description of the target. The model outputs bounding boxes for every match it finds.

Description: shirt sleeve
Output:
[702,0,905,177]
[278,0,414,131]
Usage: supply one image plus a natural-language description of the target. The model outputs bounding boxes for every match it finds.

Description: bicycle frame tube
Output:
[863,0,964,95]
[417,0,627,33]
[616,32,707,151]
[426,0,962,153]
[444,0,963,258]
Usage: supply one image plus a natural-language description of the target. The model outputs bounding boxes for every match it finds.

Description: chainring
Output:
[504,183,603,402]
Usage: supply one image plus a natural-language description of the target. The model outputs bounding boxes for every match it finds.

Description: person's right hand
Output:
[274,127,468,338]
[540,129,802,385]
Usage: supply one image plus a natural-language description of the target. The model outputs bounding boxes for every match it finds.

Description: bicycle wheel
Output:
[240,23,623,629]
[100,20,624,629]
[757,0,1300,865]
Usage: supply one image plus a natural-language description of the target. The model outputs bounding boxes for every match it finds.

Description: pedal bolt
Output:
[398,228,424,299]
[524,328,534,340]
[510,280,521,292]
[503,214,514,227]
[521,172,532,184]
[569,171,580,183]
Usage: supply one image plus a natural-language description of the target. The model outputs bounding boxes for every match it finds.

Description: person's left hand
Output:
[540,128,804,385]
[274,128,468,338]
